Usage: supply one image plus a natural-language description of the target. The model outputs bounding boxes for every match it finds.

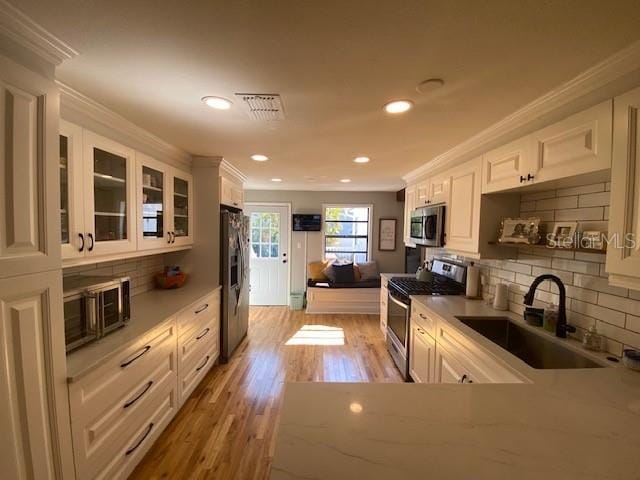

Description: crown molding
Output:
[192,156,223,168]
[220,160,247,184]
[243,181,403,192]
[0,0,78,65]
[58,81,192,166]
[403,39,640,183]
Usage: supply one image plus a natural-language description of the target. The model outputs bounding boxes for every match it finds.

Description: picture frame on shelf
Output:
[548,221,578,248]
[498,217,541,244]
[378,218,397,251]
[579,230,606,251]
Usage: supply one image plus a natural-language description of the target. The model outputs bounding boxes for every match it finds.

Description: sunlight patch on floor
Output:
[285,324,345,346]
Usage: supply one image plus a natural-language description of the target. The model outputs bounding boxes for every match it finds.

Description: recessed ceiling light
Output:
[202,96,232,110]
[383,99,413,114]
[271,178,282,182]
[340,178,351,183]
[416,78,445,94]
[251,154,269,161]
[353,156,370,164]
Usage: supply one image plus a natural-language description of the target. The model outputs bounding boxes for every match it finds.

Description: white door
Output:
[246,205,289,305]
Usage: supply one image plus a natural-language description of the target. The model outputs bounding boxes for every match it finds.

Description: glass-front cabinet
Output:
[136,153,170,250]
[171,170,193,247]
[82,131,137,256]
[60,120,85,259]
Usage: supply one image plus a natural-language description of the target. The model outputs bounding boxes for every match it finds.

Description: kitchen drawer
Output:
[177,290,220,339]
[410,302,436,338]
[178,315,218,375]
[179,341,217,404]
[71,350,176,480]
[95,382,178,480]
[69,321,177,417]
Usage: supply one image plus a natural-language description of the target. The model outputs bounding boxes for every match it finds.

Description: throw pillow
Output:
[356,261,379,281]
[353,264,362,281]
[308,260,330,281]
[331,263,356,284]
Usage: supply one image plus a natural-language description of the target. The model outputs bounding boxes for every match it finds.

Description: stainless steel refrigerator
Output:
[220,210,250,363]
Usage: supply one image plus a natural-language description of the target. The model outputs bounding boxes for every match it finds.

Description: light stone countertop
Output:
[271,295,640,480]
[380,272,416,280]
[66,282,220,382]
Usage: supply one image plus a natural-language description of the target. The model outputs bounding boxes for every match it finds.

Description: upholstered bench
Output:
[305,278,381,314]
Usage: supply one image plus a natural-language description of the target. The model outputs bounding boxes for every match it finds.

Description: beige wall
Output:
[244,190,405,293]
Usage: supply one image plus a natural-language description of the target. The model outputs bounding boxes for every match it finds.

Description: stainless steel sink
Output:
[455,316,605,369]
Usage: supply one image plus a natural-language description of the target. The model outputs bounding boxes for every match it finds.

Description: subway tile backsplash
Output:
[424,181,640,357]
[63,254,168,297]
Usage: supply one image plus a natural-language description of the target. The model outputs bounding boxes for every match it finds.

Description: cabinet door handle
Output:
[527,173,535,181]
[125,423,154,456]
[419,313,427,320]
[196,355,210,372]
[87,233,94,251]
[196,327,210,340]
[458,374,473,384]
[519,175,526,183]
[195,304,209,314]
[120,345,151,368]
[123,381,153,409]
[167,232,172,244]
[171,231,176,243]
[78,233,85,252]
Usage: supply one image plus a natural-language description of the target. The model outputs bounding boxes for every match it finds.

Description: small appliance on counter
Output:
[63,275,131,353]
[155,265,187,289]
[622,349,640,371]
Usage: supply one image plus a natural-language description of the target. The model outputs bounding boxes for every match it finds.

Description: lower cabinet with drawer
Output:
[68,288,221,479]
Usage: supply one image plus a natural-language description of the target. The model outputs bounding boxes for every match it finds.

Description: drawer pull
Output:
[120,345,151,368]
[195,304,209,314]
[125,423,154,456]
[419,313,427,320]
[196,355,210,372]
[196,327,210,340]
[123,381,153,409]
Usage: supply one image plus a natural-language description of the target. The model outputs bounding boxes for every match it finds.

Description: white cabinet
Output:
[435,343,474,383]
[428,172,450,205]
[137,153,172,250]
[415,179,429,206]
[445,156,482,253]
[403,186,416,246]
[409,325,435,383]
[0,272,74,480]
[220,176,244,209]
[0,54,61,278]
[606,86,640,290]
[482,136,531,193]
[60,120,86,259]
[170,169,194,247]
[531,100,612,184]
[380,278,388,336]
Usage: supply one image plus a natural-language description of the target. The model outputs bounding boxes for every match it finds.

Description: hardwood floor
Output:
[130,306,402,480]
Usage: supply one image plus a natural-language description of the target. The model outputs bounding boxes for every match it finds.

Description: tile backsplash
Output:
[424,181,640,357]
[63,254,168,297]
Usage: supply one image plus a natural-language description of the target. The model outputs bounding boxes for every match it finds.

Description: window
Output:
[323,205,372,263]
[250,212,280,258]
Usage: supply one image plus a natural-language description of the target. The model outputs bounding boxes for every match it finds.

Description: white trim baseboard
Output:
[403,40,640,184]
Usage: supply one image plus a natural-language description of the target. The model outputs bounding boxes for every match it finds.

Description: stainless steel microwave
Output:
[410,204,446,247]
[63,275,131,352]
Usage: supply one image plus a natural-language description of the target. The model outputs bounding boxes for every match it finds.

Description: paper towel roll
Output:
[493,283,509,311]
[466,264,480,298]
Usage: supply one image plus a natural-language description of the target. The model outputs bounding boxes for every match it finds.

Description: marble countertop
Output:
[380,272,415,280]
[271,296,640,479]
[66,282,220,382]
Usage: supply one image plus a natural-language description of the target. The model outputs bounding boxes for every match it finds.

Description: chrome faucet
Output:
[523,274,576,338]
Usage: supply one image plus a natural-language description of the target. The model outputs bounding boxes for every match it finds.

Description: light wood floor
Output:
[130,306,402,480]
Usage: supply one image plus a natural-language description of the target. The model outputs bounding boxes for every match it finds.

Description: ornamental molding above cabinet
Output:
[403,39,640,184]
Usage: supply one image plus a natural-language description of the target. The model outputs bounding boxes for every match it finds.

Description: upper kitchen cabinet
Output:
[60,120,85,259]
[137,153,171,250]
[606,86,640,290]
[403,185,416,246]
[445,157,482,253]
[83,130,137,256]
[413,174,449,207]
[219,175,244,209]
[415,179,429,206]
[482,136,531,193]
[170,169,194,247]
[530,100,612,184]
[0,55,61,279]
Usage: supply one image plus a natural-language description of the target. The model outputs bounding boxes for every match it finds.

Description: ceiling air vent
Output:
[234,93,285,121]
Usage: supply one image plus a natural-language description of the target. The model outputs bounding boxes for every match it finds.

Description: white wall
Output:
[244,190,405,293]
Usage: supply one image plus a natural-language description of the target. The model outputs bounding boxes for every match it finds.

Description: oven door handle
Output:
[388,293,409,310]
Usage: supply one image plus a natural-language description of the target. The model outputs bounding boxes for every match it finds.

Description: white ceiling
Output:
[12,0,640,190]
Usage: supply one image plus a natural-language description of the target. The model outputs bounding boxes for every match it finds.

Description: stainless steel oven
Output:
[63,275,131,352]
[410,203,445,247]
[386,290,410,380]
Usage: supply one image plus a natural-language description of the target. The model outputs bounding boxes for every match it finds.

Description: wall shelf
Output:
[488,241,606,255]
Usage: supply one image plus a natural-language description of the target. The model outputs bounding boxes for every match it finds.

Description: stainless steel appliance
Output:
[387,259,466,380]
[410,203,446,247]
[220,210,250,362]
[63,275,131,352]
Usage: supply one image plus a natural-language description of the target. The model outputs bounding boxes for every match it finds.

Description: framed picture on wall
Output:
[379,218,397,251]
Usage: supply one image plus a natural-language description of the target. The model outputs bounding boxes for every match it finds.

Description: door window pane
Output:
[173,176,189,237]
[250,212,281,258]
[60,135,69,244]
[142,166,164,238]
[93,147,127,241]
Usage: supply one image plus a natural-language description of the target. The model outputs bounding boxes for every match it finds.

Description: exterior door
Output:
[246,204,289,305]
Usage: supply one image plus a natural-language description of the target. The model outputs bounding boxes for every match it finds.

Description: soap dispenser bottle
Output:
[583,324,603,351]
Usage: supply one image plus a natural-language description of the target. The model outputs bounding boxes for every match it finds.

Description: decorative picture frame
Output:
[580,230,606,251]
[378,218,397,251]
[548,221,578,248]
[498,217,541,244]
